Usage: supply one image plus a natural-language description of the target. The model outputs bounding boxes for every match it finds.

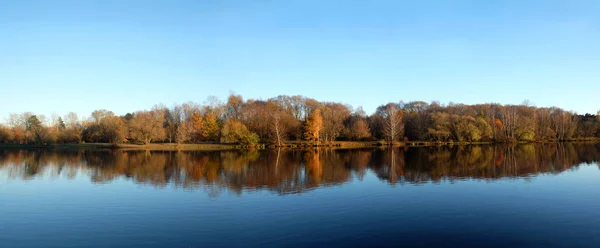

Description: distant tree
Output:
[82,111,126,144]
[551,108,576,140]
[128,110,166,145]
[428,112,452,141]
[190,112,204,142]
[202,112,220,142]
[57,117,66,130]
[343,114,371,140]
[102,116,127,144]
[26,115,44,144]
[403,101,429,140]
[176,120,193,144]
[90,109,113,123]
[271,115,285,146]
[220,119,259,146]
[304,109,323,144]
[123,113,135,121]
[0,125,13,143]
[378,103,404,144]
[321,103,350,143]
[161,106,179,143]
[226,92,244,120]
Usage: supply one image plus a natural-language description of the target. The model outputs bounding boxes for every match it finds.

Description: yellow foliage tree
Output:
[304,109,323,144]
[202,112,220,142]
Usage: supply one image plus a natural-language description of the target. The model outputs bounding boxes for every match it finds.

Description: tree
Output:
[220,120,259,146]
[91,109,113,123]
[0,125,13,143]
[379,103,404,144]
[271,115,285,146]
[597,110,600,138]
[163,106,180,143]
[403,101,429,140]
[428,112,452,141]
[344,114,371,140]
[60,112,83,143]
[26,115,44,144]
[321,103,350,143]
[101,116,127,144]
[190,112,204,142]
[304,109,323,144]
[176,120,193,144]
[128,110,166,145]
[82,111,126,144]
[202,112,220,142]
[226,92,244,120]
[551,108,576,140]
[57,117,66,130]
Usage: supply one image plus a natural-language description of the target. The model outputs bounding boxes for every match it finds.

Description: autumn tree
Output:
[226,93,244,121]
[551,108,576,140]
[536,108,555,140]
[575,114,598,138]
[101,116,127,144]
[240,100,272,141]
[128,109,167,145]
[428,112,452,141]
[82,110,126,143]
[190,112,204,142]
[0,125,13,143]
[202,112,220,142]
[403,101,430,141]
[163,106,181,143]
[304,109,323,144]
[61,112,82,143]
[343,109,371,140]
[320,103,351,143]
[91,109,113,123]
[220,119,259,146]
[176,119,193,144]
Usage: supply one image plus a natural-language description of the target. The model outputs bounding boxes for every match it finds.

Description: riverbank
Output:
[1,139,599,151]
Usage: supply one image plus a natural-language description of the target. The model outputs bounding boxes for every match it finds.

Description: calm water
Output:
[2,144,600,247]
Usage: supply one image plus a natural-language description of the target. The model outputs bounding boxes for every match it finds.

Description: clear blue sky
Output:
[1,0,599,121]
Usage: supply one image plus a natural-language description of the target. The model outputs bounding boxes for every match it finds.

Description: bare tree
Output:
[271,115,285,146]
[381,103,404,144]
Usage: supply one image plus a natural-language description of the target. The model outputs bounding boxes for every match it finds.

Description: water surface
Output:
[1,144,600,247]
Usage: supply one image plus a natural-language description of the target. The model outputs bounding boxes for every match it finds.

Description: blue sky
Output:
[1,0,599,121]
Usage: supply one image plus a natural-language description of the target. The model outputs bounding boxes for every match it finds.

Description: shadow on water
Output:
[1,143,599,196]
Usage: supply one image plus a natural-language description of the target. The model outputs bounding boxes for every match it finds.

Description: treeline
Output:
[1,94,599,146]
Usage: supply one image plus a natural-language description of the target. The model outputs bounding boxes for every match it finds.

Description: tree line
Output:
[1,94,599,146]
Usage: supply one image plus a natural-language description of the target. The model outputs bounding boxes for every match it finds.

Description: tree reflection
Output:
[0,143,599,196]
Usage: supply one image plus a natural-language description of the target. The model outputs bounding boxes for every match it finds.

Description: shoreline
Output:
[0,140,598,151]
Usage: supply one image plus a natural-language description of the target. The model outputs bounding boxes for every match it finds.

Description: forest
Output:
[0,94,599,146]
